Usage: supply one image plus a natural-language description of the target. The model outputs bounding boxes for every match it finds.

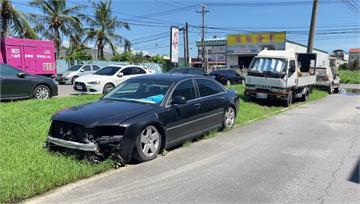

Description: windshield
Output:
[95,66,122,76]
[103,79,173,104]
[315,68,327,76]
[67,65,82,71]
[250,58,287,73]
[169,68,189,74]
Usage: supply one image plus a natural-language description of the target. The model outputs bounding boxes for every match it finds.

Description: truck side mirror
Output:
[289,60,296,73]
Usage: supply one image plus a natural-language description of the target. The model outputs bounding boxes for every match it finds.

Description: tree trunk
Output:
[1,0,11,38]
[54,28,61,59]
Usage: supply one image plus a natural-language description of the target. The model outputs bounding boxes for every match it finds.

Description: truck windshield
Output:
[250,58,287,73]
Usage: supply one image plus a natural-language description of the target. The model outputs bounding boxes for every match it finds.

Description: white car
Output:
[56,64,101,85]
[73,65,151,94]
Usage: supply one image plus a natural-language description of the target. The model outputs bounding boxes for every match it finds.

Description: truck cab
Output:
[244,49,316,106]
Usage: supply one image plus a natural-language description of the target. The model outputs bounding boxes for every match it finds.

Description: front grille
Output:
[256,88,271,93]
[74,82,87,91]
[50,121,87,143]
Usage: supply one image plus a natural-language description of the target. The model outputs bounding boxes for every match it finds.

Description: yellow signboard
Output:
[227,32,286,46]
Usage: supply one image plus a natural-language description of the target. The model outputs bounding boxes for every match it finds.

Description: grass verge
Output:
[338,70,360,84]
[0,85,328,203]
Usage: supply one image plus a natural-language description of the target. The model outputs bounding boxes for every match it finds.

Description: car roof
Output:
[131,74,207,82]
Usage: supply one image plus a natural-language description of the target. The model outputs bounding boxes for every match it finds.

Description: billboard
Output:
[226,32,286,54]
[170,26,179,63]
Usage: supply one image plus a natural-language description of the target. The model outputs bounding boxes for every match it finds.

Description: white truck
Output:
[244,49,316,107]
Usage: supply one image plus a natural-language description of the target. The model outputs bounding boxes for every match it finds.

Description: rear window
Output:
[315,68,327,76]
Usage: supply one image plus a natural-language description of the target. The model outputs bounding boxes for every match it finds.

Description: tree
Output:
[29,0,85,58]
[61,43,92,66]
[112,51,133,62]
[0,0,37,38]
[83,0,130,60]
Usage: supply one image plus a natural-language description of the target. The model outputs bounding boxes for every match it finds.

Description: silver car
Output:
[313,67,340,94]
[56,64,101,85]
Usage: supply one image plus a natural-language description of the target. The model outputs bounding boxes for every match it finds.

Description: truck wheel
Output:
[284,91,293,107]
[301,88,309,102]
[334,85,340,93]
[328,84,333,94]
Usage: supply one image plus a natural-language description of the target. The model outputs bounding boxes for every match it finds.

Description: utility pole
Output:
[183,22,189,67]
[197,1,209,72]
[307,0,318,53]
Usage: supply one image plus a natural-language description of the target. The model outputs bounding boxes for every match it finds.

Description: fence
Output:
[56,60,163,74]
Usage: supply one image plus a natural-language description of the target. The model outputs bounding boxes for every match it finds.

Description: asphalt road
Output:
[27,92,360,204]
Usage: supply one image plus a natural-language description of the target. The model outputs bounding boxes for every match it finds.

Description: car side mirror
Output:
[117,72,124,77]
[17,72,26,78]
[80,68,84,72]
[171,96,187,105]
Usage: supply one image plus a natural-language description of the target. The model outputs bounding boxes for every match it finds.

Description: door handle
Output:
[194,103,201,109]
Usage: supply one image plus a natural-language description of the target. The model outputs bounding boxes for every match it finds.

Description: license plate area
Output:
[256,93,268,99]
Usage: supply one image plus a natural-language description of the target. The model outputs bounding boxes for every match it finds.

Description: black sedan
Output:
[46,74,239,163]
[168,67,207,76]
[210,69,245,85]
[0,63,58,100]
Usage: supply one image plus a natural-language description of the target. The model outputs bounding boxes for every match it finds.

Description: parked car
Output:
[56,64,101,85]
[73,65,151,94]
[46,74,239,164]
[210,69,245,85]
[0,63,58,100]
[313,67,340,94]
[168,67,207,76]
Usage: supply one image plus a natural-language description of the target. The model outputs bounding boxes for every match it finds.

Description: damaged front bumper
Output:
[47,135,99,152]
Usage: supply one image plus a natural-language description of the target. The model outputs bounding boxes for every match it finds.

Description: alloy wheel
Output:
[34,86,50,99]
[140,126,160,157]
[224,107,235,128]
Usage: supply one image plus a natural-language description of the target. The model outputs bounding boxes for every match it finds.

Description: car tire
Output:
[33,85,51,99]
[284,91,293,107]
[133,125,162,162]
[226,79,231,86]
[71,76,78,85]
[103,83,115,94]
[220,106,236,130]
[334,85,340,93]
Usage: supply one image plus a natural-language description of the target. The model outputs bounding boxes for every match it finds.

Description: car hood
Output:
[61,71,76,76]
[76,74,113,82]
[52,99,158,128]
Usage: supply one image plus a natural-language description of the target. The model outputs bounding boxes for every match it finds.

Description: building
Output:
[194,36,226,69]
[349,48,360,65]
[195,32,330,71]
[226,32,329,69]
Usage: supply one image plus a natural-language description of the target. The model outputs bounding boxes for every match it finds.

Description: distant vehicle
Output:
[0,63,58,100]
[46,74,239,163]
[0,37,56,77]
[168,67,207,76]
[56,64,101,85]
[210,69,245,85]
[74,65,151,94]
[313,67,340,94]
[244,49,317,107]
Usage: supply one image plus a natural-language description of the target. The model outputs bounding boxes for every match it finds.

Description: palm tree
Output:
[0,0,37,38]
[84,0,130,60]
[29,0,85,58]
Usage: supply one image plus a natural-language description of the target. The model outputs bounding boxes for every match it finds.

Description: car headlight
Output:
[87,81,101,85]
[271,87,287,93]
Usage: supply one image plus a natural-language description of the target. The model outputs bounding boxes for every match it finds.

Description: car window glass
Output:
[92,65,100,71]
[171,80,196,102]
[94,66,122,76]
[132,67,146,75]
[83,65,91,71]
[196,79,224,97]
[121,67,133,75]
[0,64,21,76]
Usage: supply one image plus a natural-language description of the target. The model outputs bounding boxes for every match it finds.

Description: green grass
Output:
[0,85,328,203]
[338,70,360,84]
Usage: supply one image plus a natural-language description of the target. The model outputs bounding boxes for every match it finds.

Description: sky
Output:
[13,0,360,57]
